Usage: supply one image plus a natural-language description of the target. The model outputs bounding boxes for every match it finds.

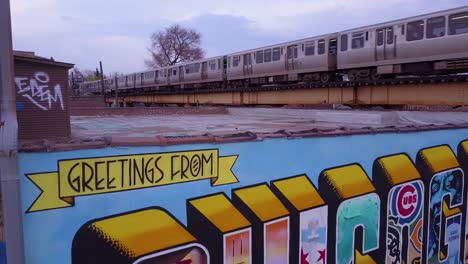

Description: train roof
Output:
[340,5,468,34]
[225,32,339,56]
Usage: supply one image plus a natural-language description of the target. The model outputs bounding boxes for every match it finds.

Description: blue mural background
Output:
[17,128,468,264]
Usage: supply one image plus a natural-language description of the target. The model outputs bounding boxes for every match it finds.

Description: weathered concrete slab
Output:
[69,107,468,139]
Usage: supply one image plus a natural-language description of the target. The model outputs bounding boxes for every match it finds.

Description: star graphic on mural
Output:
[301,248,310,264]
[317,249,326,264]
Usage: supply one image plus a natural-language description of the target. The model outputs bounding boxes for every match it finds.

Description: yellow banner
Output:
[26,149,238,213]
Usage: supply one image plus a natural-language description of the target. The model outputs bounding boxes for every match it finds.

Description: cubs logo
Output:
[390,181,423,225]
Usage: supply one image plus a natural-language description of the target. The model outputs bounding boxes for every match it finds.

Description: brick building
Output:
[14,51,74,139]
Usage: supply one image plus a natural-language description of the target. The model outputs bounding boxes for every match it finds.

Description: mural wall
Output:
[18,129,468,264]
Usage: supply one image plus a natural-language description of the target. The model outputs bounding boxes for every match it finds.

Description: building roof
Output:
[13,50,74,68]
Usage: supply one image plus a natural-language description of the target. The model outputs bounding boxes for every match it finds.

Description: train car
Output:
[105,78,116,93]
[79,80,102,95]
[226,33,338,85]
[337,5,468,80]
[81,6,468,94]
[125,74,136,89]
[116,76,127,91]
[167,56,225,89]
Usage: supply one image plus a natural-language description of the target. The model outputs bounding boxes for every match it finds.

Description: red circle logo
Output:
[397,185,418,217]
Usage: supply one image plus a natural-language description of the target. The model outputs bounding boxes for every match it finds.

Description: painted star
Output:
[317,249,326,264]
[301,248,310,264]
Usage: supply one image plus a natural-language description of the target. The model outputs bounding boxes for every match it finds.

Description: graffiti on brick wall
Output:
[18,134,468,264]
[15,71,64,111]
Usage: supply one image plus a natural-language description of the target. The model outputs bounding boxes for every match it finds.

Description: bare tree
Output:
[107,71,124,78]
[145,24,204,68]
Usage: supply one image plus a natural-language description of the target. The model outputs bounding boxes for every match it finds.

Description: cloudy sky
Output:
[11,0,467,74]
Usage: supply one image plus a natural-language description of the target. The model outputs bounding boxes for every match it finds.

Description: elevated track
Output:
[105,75,468,106]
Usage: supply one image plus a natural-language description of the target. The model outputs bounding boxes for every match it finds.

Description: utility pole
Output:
[114,76,119,108]
[99,61,105,98]
[71,71,76,96]
[0,0,25,263]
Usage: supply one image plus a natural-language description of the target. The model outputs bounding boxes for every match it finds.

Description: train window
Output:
[272,48,281,61]
[243,54,252,64]
[340,34,348,51]
[264,49,272,62]
[228,57,231,68]
[218,59,221,69]
[305,41,315,56]
[427,16,446,38]
[256,50,264,63]
[377,29,384,45]
[288,46,298,59]
[233,56,240,67]
[318,40,325,54]
[401,24,405,35]
[195,63,200,72]
[155,71,159,78]
[351,32,364,49]
[210,60,216,70]
[449,12,468,35]
[144,72,154,79]
[406,20,424,41]
[386,28,394,44]
[329,39,337,54]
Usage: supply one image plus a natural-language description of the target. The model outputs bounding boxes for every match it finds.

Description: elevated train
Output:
[80,6,468,95]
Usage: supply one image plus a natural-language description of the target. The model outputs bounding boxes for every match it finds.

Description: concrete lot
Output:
[70,107,468,139]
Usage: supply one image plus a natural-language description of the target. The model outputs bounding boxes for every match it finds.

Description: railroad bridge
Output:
[105,75,468,107]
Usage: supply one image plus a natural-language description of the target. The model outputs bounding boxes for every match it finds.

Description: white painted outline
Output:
[15,72,65,111]
[426,168,464,263]
[335,192,380,264]
[263,216,290,264]
[132,243,210,264]
[386,180,424,264]
[223,227,252,264]
[299,205,328,264]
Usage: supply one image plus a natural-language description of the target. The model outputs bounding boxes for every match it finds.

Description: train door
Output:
[286,45,298,70]
[243,53,252,75]
[178,66,184,82]
[376,27,396,61]
[202,62,208,80]
[222,56,228,79]
[166,68,171,85]
[172,68,178,84]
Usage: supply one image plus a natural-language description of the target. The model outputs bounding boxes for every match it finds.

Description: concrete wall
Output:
[17,129,468,263]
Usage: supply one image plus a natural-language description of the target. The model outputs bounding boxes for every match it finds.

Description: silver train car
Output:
[166,56,225,88]
[337,5,468,80]
[89,6,468,94]
[226,33,338,85]
[79,80,103,95]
